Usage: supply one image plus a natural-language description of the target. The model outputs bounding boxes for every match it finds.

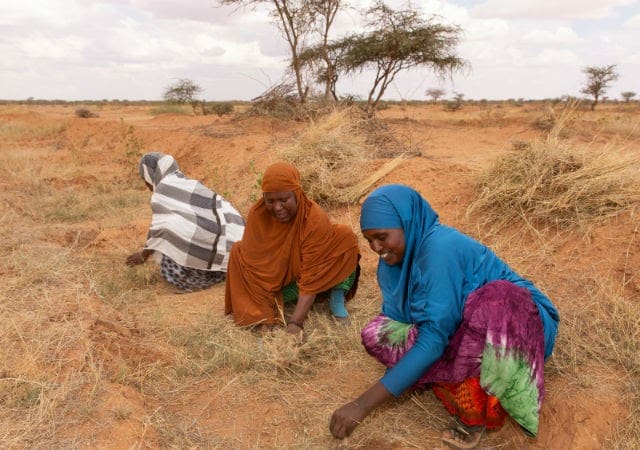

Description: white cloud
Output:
[465,18,510,40]
[521,26,582,46]
[0,0,74,26]
[528,48,581,66]
[16,33,88,61]
[471,0,635,20]
[623,13,640,28]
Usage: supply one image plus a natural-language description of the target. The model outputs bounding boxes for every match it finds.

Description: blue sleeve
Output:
[380,252,463,396]
[380,322,444,395]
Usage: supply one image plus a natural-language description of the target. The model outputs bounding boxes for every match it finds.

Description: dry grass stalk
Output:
[280,107,407,205]
[468,107,640,229]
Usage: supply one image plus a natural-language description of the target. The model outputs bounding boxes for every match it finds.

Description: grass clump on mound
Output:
[279,107,405,205]
[468,122,640,229]
[148,104,191,115]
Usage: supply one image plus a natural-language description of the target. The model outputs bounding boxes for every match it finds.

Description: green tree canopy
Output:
[580,64,618,111]
[621,91,636,102]
[303,1,466,116]
[163,78,203,113]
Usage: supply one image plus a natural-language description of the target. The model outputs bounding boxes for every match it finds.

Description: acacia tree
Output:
[163,79,203,113]
[621,91,636,103]
[426,87,446,103]
[220,0,315,104]
[327,1,465,116]
[580,64,618,111]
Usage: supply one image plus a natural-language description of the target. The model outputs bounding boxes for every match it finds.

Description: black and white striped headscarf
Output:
[139,152,245,271]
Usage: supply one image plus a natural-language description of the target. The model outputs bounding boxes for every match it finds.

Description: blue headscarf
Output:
[360,184,439,321]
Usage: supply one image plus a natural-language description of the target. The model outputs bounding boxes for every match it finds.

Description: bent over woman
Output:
[224,162,360,334]
[126,152,245,292]
[330,184,559,450]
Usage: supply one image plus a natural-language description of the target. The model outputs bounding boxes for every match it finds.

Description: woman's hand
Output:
[285,322,303,336]
[330,401,367,439]
[329,381,393,439]
[127,250,147,267]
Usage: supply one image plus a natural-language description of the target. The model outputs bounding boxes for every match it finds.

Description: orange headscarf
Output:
[224,162,359,326]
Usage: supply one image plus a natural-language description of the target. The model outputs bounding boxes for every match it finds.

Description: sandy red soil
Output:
[1,101,638,449]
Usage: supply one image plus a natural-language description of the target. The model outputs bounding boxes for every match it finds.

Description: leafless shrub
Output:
[243,82,302,120]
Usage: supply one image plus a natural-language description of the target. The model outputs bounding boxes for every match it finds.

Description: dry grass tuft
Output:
[280,107,408,205]
[468,108,640,229]
[549,276,640,449]
[551,278,640,378]
[0,120,67,140]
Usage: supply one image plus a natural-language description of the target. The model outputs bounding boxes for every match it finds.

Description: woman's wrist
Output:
[287,319,304,329]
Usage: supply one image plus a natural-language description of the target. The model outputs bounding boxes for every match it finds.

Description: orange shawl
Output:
[224,162,359,326]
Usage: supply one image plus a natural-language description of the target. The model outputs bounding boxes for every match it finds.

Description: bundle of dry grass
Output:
[279,107,406,205]
[468,116,640,228]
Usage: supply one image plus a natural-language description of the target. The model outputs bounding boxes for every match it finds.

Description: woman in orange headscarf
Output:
[224,162,360,334]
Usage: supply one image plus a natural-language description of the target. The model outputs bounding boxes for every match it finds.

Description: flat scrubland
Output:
[1,101,639,449]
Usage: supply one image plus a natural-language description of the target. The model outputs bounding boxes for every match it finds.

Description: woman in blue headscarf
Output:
[329,184,559,450]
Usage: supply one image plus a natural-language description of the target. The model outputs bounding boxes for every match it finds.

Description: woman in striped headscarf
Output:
[126,152,245,292]
[330,184,559,449]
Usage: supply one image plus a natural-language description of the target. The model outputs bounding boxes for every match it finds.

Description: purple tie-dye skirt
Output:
[361,280,546,435]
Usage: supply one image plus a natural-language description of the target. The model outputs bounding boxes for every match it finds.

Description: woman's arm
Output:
[330,381,393,439]
[286,292,316,335]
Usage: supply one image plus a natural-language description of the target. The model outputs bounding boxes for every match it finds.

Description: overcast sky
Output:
[1,0,639,101]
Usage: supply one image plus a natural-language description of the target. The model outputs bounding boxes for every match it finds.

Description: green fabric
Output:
[281,270,357,303]
[282,281,299,303]
[480,343,540,435]
[380,320,413,346]
[335,270,356,291]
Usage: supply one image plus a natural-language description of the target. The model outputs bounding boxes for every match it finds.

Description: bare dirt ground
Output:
[1,101,638,449]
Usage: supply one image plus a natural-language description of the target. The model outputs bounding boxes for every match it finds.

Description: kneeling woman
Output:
[224,162,360,334]
[126,152,245,292]
[330,184,559,449]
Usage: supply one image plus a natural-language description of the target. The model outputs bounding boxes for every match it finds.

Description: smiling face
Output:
[264,191,298,222]
[362,227,405,266]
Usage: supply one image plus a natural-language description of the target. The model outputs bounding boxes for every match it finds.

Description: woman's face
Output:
[362,228,405,266]
[264,191,298,222]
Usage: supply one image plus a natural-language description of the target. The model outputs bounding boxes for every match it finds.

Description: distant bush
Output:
[207,102,234,116]
[443,100,462,112]
[443,92,464,112]
[75,108,98,118]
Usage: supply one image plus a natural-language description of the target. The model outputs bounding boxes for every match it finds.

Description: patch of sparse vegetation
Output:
[469,106,640,229]
[206,101,234,116]
[148,104,190,115]
[279,107,407,205]
[0,121,66,139]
